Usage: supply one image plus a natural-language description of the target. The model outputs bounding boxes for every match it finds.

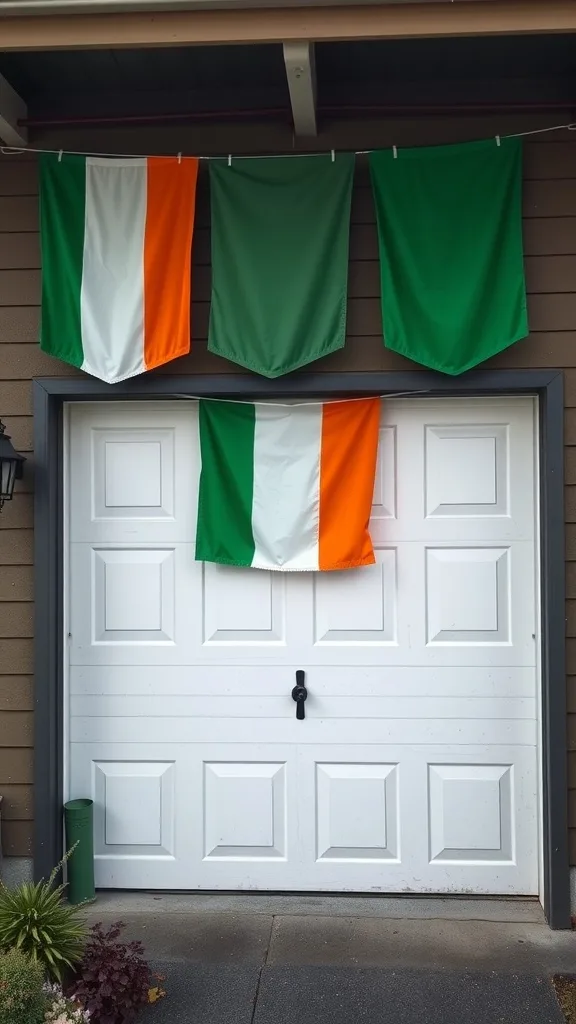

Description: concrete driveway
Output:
[82,894,576,1023]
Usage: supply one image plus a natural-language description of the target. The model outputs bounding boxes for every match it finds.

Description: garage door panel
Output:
[93,759,176,857]
[424,425,507,519]
[312,549,397,645]
[69,404,199,544]
[428,762,513,863]
[203,760,288,860]
[314,761,400,863]
[425,546,510,644]
[92,547,176,643]
[70,694,536,721]
[71,742,536,893]
[71,741,300,889]
[71,742,198,887]
[68,398,539,895]
[69,541,199,663]
[70,539,535,668]
[202,561,287,646]
[422,747,538,892]
[389,400,535,542]
[70,716,537,747]
[301,543,533,667]
[70,665,536,699]
[296,744,537,895]
[69,639,536,669]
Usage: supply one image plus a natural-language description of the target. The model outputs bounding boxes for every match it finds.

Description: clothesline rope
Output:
[0,121,574,163]
[173,390,431,407]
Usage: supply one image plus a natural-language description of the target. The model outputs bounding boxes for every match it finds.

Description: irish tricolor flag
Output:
[39,154,199,383]
[195,398,381,571]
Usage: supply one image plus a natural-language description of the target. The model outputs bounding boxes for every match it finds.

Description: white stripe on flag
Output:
[251,404,322,570]
[80,157,147,383]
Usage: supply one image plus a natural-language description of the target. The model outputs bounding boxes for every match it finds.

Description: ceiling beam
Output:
[283,41,316,137]
[0,73,27,145]
[1,1,576,51]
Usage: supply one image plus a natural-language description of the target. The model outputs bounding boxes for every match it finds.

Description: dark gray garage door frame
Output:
[32,367,569,928]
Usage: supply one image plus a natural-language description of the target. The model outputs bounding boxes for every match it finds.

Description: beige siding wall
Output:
[1,123,576,862]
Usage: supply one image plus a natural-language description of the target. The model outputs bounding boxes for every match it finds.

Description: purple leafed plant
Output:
[70,921,152,1024]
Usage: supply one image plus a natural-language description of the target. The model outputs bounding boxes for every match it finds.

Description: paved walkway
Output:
[83,894,576,1023]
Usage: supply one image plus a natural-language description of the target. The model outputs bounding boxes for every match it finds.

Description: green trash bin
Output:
[64,799,95,905]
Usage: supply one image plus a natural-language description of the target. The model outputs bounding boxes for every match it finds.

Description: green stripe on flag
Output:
[208,154,355,378]
[196,400,256,567]
[39,153,87,369]
[369,138,528,375]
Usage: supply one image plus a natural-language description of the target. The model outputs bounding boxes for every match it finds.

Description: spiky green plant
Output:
[0,848,87,982]
[0,946,45,1024]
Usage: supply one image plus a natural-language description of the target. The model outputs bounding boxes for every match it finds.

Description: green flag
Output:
[369,138,528,375]
[208,154,355,377]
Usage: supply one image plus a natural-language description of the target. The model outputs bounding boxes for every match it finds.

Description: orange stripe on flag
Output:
[143,156,199,371]
[318,398,381,571]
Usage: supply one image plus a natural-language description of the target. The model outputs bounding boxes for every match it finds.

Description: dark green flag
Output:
[369,138,528,375]
[208,154,355,377]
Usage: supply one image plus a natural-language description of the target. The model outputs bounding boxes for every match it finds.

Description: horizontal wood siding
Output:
[1,119,576,864]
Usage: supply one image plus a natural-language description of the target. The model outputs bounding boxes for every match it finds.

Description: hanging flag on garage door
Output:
[39,153,199,383]
[208,153,355,377]
[195,397,380,571]
[369,138,528,375]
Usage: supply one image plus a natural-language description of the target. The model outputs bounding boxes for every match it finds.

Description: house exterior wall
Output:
[1,116,576,874]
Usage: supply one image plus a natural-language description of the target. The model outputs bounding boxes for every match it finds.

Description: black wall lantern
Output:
[0,420,26,510]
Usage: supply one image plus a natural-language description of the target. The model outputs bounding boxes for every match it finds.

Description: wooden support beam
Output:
[1,1,576,51]
[283,41,317,137]
[0,73,27,146]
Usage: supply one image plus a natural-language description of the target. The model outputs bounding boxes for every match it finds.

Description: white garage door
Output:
[67,397,539,894]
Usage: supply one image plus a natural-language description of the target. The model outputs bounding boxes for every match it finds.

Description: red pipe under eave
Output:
[18,100,576,129]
